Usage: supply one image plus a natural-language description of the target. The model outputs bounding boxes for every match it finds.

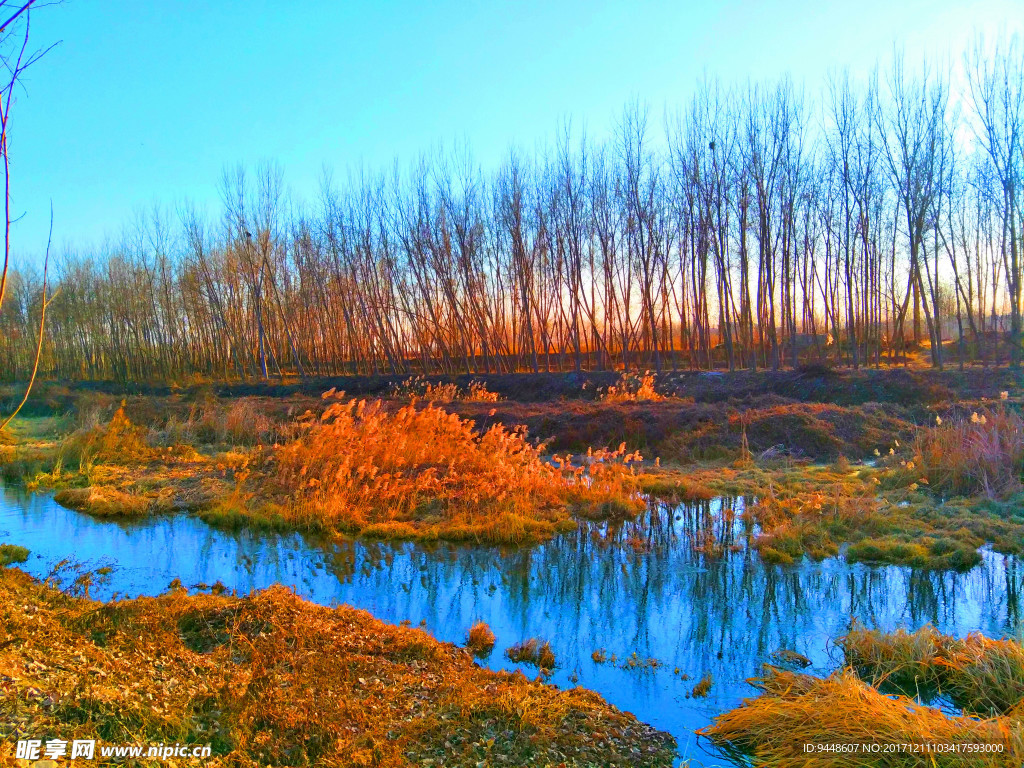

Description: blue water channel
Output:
[2,485,1021,766]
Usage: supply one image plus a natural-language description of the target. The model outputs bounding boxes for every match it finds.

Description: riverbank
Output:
[0,566,676,766]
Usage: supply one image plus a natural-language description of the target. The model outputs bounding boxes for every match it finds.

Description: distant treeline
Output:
[1,44,1022,383]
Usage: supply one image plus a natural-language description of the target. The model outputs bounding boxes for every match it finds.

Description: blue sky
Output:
[10,0,1024,259]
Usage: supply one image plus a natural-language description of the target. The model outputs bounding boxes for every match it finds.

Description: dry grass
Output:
[154,396,283,447]
[701,666,1021,766]
[599,372,662,403]
[0,568,675,767]
[769,649,812,668]
[1,393,647,547]
[910,407,1024,499]
[389,376,501,403]
[465,621,496,657]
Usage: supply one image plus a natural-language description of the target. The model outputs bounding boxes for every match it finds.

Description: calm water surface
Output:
[2,486,1022,766]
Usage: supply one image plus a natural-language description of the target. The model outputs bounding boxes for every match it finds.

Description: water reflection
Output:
[2,487,1021,766]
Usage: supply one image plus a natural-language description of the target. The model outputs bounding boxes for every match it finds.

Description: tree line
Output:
[1,42,1022,383]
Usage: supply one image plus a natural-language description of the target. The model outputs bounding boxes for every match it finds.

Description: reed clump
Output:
[59,405,155,468]
[909,407,1024,499]
[156,396,283,447]
[263,394,641,544]
[389,376,500,403]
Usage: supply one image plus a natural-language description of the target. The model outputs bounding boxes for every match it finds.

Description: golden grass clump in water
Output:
[264,394,641,544]
[53,486,151,518]
[465,620,496,657]
[506,638,557,669]
[842,624,1024,716]
[0,567,675,767]
[156,396,283,447]
[700,666,1021,767]
[690,673,713,698]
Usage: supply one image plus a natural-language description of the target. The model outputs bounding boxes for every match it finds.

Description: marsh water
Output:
[2,486,1022,766]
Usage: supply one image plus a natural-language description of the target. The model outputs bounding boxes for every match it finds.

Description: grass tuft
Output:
[465,621,496,657]
[0,543,29,566]
[506,638,557,670]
